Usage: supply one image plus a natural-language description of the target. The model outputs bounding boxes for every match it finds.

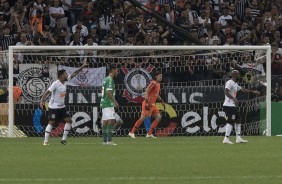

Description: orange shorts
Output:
[141,101,160,117]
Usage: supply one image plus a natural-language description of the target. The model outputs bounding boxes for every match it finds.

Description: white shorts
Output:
[102,107,115,121]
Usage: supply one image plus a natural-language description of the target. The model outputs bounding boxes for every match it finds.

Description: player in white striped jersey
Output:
[40,60,88,145]
[223,70,260,144]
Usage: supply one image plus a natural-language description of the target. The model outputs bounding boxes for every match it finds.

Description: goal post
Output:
[7,45,271,137]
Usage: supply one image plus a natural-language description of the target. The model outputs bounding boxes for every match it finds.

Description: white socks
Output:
[235,123,241,139]
[44,124,53,142]
[62,123,71,141]
[225,123,233,138]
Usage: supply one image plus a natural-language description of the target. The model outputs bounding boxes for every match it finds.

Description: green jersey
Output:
[100,76,115,108]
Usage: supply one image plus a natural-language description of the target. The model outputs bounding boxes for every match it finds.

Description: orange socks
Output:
[148,120,159,135]
[130,119,143,133]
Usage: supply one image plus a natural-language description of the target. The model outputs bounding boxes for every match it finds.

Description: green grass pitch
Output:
[0,136,281,184]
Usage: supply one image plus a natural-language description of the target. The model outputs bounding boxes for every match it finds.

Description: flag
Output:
[58,65,106,87]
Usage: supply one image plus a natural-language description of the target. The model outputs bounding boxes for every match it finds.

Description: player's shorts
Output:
[223,106,240,122]
[48,107,71,122]
[102,107,115,121]
[141,101,160,117]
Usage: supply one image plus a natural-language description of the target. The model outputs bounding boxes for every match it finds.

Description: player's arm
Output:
[144,82,155,110]
[106,90,119,108]
[70,58,88,79]
[144,86,152,103]
[40,90,51,109]
[240,88,261,95]
[145,81,156,102]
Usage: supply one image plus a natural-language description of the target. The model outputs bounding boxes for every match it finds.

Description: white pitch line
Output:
[1,175,282,182]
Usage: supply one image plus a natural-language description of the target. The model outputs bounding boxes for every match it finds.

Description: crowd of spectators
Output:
[0,0,282,99]
[0,0,281,48]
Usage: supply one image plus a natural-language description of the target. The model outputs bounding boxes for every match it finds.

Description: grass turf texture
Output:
[0,136,281,184]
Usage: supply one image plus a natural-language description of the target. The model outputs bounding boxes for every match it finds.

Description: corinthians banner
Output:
[58,65,106,87]
[18,64,57,103]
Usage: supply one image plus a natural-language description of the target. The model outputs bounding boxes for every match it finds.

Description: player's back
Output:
[100,76,115,108]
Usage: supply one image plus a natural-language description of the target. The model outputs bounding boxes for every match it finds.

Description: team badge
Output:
[122,64,154,103]
[18,67,53,103]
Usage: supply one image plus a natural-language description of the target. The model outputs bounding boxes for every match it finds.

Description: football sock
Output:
[44,124,53,142]
[235,123,241,138]
[107,124,113,142]
[62,123,71,141]
[102,124,107,143]
[130,119,143,133]
[225,123,233,138]
[148,120,159,135]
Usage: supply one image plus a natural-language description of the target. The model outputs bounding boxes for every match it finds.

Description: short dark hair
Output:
[109,65,117,72]
[154,70,162,78]
[57,69,66,78]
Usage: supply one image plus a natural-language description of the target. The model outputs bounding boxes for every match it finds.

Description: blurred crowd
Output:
[0,0,282,100]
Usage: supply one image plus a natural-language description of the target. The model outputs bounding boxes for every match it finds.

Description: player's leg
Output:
[43,108,57,145]
[101,108,108,144]
[147,107,161,138]
[61,108,72,145]
[102,120,108,144]
[235,113,248,143]
[144,117,152,133]
[129,101,150,138]
[112,113,123,133]
[223,106,235,144]
[102,107,117,145]
[43,121,55,145]
[106,118,116,145]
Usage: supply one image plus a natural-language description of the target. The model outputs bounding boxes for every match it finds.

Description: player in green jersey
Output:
[100,65,119,145]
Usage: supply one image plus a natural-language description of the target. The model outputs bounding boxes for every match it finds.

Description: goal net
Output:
[4,45,271,137]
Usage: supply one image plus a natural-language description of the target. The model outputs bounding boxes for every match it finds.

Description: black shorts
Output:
[223,106,240,122]
[48,107,71,122]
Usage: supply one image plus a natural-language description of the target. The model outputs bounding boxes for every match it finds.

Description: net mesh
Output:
[2,47,267,137]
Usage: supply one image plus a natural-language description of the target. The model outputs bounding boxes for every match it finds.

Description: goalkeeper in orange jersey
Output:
[128,71,165,138]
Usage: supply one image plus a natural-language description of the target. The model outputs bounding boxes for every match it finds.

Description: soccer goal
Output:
[5,45,271,138]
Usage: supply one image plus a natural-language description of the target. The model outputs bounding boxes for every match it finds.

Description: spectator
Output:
[218,7,232,31]
[0,26,15,50]
[235,0,251,21]
[242,7,255,28]
[61,0,75,28]
[198,9,211,29]
[88,24,101,45]
[51,18,67,45]
[249,0,261,20]
[49,0,65,28]
[82,2,94,29]
[30,9,44,34]
[84,36,98,62]
[0,0,11,23]
[15,33,27,62]
[164,2,175,24]
[145,0,160,13]
[175,10,190,31]
[271,43,282,75]
[237,22,251,45]
[30,0,46,33]
[98,9,111,39]
[19,24,33,41]
[72,18,88,37]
